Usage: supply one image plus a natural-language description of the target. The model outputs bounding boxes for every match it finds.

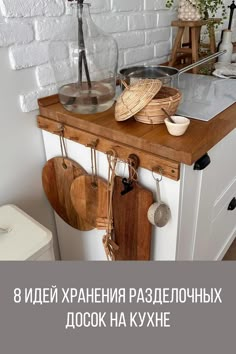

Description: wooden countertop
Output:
[38,95,236,167]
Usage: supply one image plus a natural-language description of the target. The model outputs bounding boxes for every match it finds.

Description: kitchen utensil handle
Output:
[178,50,227,75]
[156,180,162,203]
[161,108,176,123]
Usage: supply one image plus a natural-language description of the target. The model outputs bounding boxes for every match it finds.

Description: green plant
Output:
[166,0,227,21]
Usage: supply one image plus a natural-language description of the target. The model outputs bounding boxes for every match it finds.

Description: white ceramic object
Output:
[164,116,190,136]
[218,30,233,64]
[147,179,171,227]
[231,53,236,63]
[0,204,54,260]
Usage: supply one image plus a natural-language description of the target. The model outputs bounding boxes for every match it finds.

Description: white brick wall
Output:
[0,0,235,112]
[36,60,72,87]
[9,41,68,69]
[35,17,76,41]
[111,0,143,12]
[128,13,159,30]
[90,0,110,13]
[113,31,145,50]
[0,21,34,46]
[19,85,57,112]
[92,13,128,33]
[0,0,65,17]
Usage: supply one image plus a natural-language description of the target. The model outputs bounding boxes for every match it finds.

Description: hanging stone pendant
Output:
[49,1,118,114]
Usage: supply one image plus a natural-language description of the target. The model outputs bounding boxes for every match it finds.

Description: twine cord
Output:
[90,143,98,187]
[59,127,68,168]
[102,150,119,261]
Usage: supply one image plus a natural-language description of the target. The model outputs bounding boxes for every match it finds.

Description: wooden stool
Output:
[169,19,220,73]
[169,20,205,73]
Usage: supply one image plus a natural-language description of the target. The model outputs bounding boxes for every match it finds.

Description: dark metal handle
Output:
[228,1,236,30]
[228,197,236,211]
[193,153,211,171]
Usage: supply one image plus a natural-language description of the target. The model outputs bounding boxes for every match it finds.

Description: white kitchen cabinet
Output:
[42,128,236,261]
[177,129,236,260]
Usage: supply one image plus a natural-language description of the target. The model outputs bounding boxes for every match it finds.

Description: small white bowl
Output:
[164,116,190,136]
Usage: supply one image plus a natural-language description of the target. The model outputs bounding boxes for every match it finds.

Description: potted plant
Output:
[166,0,227,22]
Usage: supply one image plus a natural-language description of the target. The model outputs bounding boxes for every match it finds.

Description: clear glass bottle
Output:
[49,1,118,114]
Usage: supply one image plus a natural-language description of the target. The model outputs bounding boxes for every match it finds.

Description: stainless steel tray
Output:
[177,73,236,121]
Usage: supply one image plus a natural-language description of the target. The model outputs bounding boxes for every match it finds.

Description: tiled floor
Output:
[223,239,236,260]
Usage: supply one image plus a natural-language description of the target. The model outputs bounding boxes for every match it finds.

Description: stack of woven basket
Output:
[115,79,182,125]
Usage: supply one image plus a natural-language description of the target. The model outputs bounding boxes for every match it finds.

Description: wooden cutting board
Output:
[112,157,153,260]
[70,175,108,228]
[42,157,93,231]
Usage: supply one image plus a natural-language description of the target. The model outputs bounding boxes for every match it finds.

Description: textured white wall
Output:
[0,48,59,258]
[0,0,235,260]
[0,0,235,112]
[0,0,178,112]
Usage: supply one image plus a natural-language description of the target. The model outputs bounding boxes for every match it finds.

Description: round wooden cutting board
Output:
[70,175,108,228]
[42,157,93,231]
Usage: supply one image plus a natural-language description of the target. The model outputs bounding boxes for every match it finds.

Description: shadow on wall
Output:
[0,48,59,259]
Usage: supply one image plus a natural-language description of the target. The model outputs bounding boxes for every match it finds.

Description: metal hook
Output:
[55,124,64,134]
[86,139,99,148]
[152,167,163,182]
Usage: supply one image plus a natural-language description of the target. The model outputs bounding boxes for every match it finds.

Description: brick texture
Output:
[0,0,65,17]
[9,41,68,69]
[35,17,76,41]
[0,21,34,46]
[0,0,234,112]
[19,85,57,112]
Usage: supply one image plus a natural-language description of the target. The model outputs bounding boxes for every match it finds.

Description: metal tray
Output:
[177,73,236,121]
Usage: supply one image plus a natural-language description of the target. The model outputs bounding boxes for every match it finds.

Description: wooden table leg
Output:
[191,26,201,73]
[169,27,185,66]
[208,25,217,53]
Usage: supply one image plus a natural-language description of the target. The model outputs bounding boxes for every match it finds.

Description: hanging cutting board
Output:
[70,175,108,228]
[42,157,93,231]
[112,155,153,260]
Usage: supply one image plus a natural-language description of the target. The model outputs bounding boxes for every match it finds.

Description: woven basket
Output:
[134,86,182,125]
[115,79,162,121]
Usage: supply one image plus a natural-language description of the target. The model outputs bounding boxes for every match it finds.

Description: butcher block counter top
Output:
[37,94,236,180]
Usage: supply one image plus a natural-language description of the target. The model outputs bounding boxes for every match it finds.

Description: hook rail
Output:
[37,115,180,181]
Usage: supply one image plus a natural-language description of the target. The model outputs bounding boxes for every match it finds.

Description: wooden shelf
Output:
[37,95,180,181]
[37,94,236,181]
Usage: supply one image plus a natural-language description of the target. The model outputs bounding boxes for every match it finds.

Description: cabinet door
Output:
[178,129,236,260]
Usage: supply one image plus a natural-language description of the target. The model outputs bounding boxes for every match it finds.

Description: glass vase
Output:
[49,1,118,114]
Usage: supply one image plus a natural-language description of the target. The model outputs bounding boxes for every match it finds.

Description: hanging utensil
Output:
[147,170,171,227]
